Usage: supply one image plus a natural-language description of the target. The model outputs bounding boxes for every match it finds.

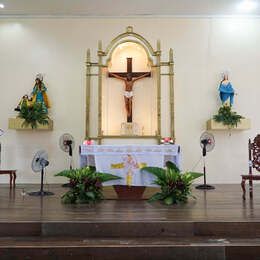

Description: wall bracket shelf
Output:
[206,118,251,131]
[8,117,53,131]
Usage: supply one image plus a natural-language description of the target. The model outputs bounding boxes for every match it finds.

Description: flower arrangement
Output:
[18,102,49,129]
[141,161,202,205]
[213,105,243,128]
[160,137,174,145]
[83,139,94,145]
[55,166,121,204]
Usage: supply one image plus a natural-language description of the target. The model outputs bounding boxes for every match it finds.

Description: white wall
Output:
[0,17,259,184]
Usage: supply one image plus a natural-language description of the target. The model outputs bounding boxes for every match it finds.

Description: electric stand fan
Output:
[28,150,54,196]
[59,133,75,187]
[196,131,215,190]
[59,133,75,169]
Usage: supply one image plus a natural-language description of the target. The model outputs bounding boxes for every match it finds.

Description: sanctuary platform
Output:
[1,184,260,259]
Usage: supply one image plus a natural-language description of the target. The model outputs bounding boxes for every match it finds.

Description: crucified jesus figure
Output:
[109,72,150,122]
[108,57,151,122]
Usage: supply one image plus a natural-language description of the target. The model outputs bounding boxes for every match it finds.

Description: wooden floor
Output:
[0,184,259,222]
[1,184,260,259]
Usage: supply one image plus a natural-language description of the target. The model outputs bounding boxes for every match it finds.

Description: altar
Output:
[81,27,178,189]
[80,144,180,187]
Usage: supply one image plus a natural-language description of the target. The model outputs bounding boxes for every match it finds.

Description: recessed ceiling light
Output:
[238,0,257,12]
[0,3,4,9]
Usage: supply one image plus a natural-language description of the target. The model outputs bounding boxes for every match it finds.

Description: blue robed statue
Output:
[14,74,50,112]
[218,72,234,106]
[31,74,50,112]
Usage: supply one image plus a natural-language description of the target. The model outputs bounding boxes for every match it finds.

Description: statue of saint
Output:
[109,72,150,122]
[14,74,50,112]
[31,74,50,112]
[14,95,31,111]
[218,72,234,106]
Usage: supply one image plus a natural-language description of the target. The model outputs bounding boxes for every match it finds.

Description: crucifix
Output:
[109,57,151,123]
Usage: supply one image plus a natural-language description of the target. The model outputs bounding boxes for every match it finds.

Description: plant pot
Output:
[113,185,146,200]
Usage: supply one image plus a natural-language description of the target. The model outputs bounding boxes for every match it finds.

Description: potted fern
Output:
[141,161,203,205]
[55,166,121,204]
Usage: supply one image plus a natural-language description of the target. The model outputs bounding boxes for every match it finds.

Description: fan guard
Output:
[200,132,215,152]
[59,133,75,153]
[31,150,48,173]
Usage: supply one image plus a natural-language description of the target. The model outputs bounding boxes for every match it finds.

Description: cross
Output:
[108,57,151,122]
[109,57,151,80]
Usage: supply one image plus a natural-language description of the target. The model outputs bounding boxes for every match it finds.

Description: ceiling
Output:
[0,0,259,17]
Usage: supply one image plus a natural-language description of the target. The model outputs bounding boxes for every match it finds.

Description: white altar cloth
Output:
[80,145,181,187]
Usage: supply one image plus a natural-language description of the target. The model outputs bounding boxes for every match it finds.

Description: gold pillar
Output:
[97,40,103,144]
[85,49,91,139]
[169,48,175,139]
[156,40,161,143]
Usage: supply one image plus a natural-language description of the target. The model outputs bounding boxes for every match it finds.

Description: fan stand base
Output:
[195,184,215,190]
[28,191,54,196]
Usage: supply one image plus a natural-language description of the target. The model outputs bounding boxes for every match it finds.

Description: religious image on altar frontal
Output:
[10,74,52,129]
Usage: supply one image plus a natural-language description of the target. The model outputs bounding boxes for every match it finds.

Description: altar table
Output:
[79,145,180,187]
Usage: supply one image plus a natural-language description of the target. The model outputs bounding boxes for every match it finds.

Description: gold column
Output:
[169,48,175,139]
[156,40,161,143]
[97,40,103,144]
[85,49,91,139]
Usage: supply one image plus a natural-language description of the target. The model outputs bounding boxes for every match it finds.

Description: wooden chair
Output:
[241,135,260,200]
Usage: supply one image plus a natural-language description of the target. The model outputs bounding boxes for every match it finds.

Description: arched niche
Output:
[102,41,157,136]
[108,41,152,72]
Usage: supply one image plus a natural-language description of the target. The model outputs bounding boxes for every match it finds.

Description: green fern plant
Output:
[55,166,121,204]
[141,161,203,205]
[18,102,49,129]
[213,106,243,128]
